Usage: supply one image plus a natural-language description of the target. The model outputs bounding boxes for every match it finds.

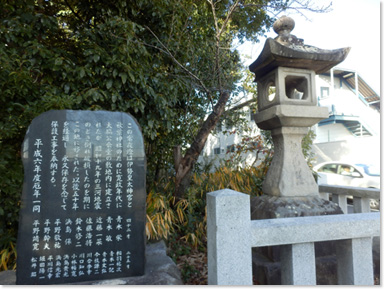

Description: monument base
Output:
[0,241,182,285]
[250,195,343,220]
[250,195,343,285]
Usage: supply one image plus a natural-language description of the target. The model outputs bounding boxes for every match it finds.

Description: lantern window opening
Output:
[284,75,309,101]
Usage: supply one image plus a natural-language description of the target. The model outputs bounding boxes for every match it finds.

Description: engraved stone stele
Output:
[16,110,146,285]
[248,16,350,284]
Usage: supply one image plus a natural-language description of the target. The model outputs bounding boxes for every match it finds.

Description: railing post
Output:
[332,194,348,213]
[336,238,374,285]
[281,242,316,285]
[353,197,371,213]
[207,189,252,285]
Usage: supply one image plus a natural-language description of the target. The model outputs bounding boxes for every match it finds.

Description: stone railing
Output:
[319,185,380,214]
[207,189,380,285]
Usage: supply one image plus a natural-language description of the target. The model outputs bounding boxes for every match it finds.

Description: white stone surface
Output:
[254,103,328,197]
[207,189,252,285]
[256,67,317,111]
[336,237,374,285]
[319,184,380,199]
[255,105,329,130]
[353,197,371,213]
[207,190,380,285]
[250,212,380,247]
[281,243,316,285]
[261,126,320,197]
[332,194,348,214]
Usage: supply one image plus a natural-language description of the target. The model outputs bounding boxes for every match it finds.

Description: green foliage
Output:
[180,262,200,283]
[192,164,265,196]
[301,129,319,181]
[145,179,187,241]
[0,0,321,272]
[145,176,207,248]
[146,157,271,246]
[302,129,317,163]
[0,238,16,271]
[145,157,272,284]
[0,0,206,264]
[223,128,273,168]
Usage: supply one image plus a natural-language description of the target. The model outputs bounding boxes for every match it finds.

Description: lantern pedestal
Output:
[248,15,350,284]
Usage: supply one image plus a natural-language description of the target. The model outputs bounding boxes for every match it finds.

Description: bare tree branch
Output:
[224,98,257,115]
[206,0,223,93]
[207,0,220,35]
[143,25,213,104]
[218,0,241,38]
[287,0,333,13]
[243,0,332,20]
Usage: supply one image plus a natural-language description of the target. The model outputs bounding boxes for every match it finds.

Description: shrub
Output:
[0,236,16,271]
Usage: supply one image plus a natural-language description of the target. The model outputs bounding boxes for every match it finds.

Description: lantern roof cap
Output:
[249,16,350,80]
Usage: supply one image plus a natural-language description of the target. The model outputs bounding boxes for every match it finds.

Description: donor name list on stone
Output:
[16,110,146,285]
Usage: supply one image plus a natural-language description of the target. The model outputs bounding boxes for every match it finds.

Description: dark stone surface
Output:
[315,256,338,285]
[0,270,16,285]
[16,110,146,285]
[252,253,338,285]
[252,252,281,285]
[372,236,380,277]
[0,241,183,285]
[250,195,343,220]
[70,241,182,285]
[249,36,350,80]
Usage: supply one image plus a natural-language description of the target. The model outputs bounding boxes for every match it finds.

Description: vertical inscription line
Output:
[17,110,146,285]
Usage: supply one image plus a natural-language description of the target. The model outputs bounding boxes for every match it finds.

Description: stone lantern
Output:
[249,16,350,284]
[249,16,350,218]
[248,16,351,284]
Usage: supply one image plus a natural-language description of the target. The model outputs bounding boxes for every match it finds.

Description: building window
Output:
[215,121,222,133]
[225,120,233,130]
[227,145,235,153]
[320,87,330,99]
[214,147,221,155]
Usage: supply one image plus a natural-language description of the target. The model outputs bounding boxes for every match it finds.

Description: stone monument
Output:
[248,16,350,284]
[16,110,146,285]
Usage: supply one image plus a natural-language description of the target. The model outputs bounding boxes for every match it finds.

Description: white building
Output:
[313,67,380,166]
[198,67,380,169]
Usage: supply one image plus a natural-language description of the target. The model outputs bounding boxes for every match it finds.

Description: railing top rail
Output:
[319,184,380,199]
[250,212,380,248]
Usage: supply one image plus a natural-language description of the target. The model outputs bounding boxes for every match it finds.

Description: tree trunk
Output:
[174,91,230,199]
